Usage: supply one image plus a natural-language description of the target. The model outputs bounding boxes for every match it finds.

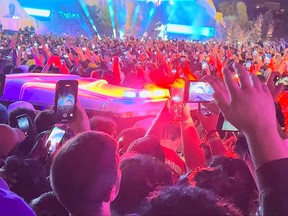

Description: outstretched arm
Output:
[181,104,206,170]
[205,64,288,169]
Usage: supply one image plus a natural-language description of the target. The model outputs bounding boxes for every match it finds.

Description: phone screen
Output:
[184,81,214,103]
[202,61,208,70]
[265,54,271,64]
[26,48,31,55]
[262,69,271,82]
[216,113,238,139]
[222,119,238,131]
[54,80,78,123]
[275,77,288,85]
[0,73,6,97]
[246,60,251,70]
[16,114,30,136]
[198,103,212,116]
[170,87,184,119]
[46,126,65,154]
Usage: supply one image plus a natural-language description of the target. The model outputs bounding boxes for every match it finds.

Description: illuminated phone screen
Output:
[46,127,65,153]
[184,81,214,103]
[55,80,78,123]
[222,120,238,131]
[17,115,29,133]
[170,87,184,119]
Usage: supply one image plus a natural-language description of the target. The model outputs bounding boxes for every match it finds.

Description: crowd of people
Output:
[0,28,288,215]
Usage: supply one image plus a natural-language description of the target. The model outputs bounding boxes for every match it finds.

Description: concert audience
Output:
[0,29,288,215]
[111,153,172,215]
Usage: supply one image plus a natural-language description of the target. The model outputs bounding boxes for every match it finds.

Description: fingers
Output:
[233,63,251,89]
[203,76,223,92]
[212,91,230,114]
[205,75,230,114]
[182,103,191,119]
[222,67,239,95]
[250,74,262,90]
[75,99,85,116]
[276,83,285,95]
[45,140,51,150]
[196,109,205,120]
[267,72,281,86]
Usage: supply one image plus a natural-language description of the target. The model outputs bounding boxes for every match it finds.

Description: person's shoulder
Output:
[0,188,36,216]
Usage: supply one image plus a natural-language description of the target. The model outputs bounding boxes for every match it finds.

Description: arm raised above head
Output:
[205,63,288,169]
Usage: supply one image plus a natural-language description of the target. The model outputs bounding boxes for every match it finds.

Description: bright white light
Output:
[166,24,194,35]
[139,91,152,98]
[152,90,166,98]
[123,91,137,98]
[23,7,51,18]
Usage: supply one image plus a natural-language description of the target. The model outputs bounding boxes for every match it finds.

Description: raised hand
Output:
[206,63,288,169]
[205,63,276,133]
[67,100,90,135]
[266,72,284,101]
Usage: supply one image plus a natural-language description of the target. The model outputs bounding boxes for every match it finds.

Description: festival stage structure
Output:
[0,0,222,38]
[1,73,173,118]
[1,74,200,118]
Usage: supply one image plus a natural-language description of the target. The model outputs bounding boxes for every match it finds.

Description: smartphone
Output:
[184,81,214,103]
[216,113,238,139]
[0,73,6,97]
[275,77,288,85]
[46,126,66,154]
[265,54,271,64]
[222,119,238,131]
[202,61,208,70]
[16,114,30,137]
[262,69,271,82]
[217,113,238,131]
[26,48,32,55]
[198,103,212,116]
[246,60,251,70]
[54,80,78,123]
[170,87,184,119]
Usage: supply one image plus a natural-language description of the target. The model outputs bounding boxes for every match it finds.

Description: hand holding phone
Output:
[202,61,208,70]
[198,103,212,116]
[16,114,31,137]
[265,54,271,64]
[196,106,218,134]
[246,60,252,70]
[54,80,78,123]
[170,87,184,119]
[46,126,66,154]
[184,81,214,103]
[275,77,288,86]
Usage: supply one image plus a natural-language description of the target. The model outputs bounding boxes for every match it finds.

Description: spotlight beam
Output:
[108,0,117,38]
[78,0,99,35]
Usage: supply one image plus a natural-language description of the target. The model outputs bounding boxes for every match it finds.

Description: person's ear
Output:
[104,169,122,203]
[112,169,122,201]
